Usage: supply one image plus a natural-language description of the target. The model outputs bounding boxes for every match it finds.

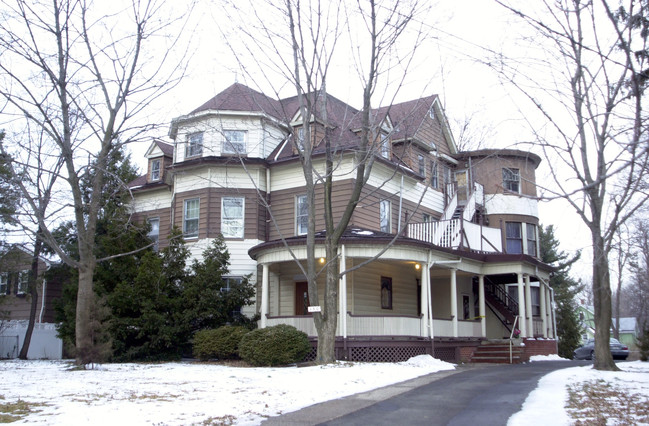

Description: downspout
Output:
[38,262,52,323]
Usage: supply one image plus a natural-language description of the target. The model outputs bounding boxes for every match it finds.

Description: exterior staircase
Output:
[471,340,525,364]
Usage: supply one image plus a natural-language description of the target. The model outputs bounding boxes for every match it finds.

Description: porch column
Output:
[260,263,269,328]
[540,281,548,338]
[548,286,556,338]
[420,262,428,337]
[525,274,533,337]
[339,245,347,338]
[517,273,527,337]
[478,275,486,338]
[451,268,458,337]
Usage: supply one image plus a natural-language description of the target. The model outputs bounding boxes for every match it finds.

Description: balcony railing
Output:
[407,219,503,253]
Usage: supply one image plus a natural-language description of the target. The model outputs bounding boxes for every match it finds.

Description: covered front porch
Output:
[250,231,557,354]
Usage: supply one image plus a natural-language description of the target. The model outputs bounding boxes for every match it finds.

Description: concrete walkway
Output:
[263,361,585,426]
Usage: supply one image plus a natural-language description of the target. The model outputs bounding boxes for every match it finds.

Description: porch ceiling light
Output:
[415,263,421,270]
[319,257,326,264]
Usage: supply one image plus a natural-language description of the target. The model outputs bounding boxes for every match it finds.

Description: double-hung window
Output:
[17,271,29,294]
[503,168,520,193]
[506,222,523,254]
[223,130,246,155]
[418,155,426,176]
[296,127,305,152]
[380,200,391,233]
[186,132,203,158]
[222,197,244,238]
[296,195,308,235]
[148,217,160,251]
[431,162,438,188]
[380,134,390,159]
[0,273,8,295]
[526,223,537,257]
[150,159,161,181]
[184,199,200,238]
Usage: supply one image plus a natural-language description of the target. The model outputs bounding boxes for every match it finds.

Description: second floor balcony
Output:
[407,218,503,254]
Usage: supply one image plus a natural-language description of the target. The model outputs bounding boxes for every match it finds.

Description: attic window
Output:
[150,159,161,181]
[429,107,435,119]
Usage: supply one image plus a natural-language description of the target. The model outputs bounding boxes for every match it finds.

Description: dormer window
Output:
[150,159,161,181]
[380,133,390,159]
[429,107,435,119]
[186,132,203,158]
[223,130,246,155]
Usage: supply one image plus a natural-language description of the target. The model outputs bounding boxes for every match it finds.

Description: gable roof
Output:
[145,140,173,158]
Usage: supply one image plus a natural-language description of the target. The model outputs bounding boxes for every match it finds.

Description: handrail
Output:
[509,315,520,364]
[485,283,519,315]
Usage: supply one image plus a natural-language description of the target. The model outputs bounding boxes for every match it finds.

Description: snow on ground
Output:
[2,356,648,425]
[0,355,454,425]
[510,360,649,426]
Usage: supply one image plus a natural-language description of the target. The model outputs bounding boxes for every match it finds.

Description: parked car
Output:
[573,338,629,360]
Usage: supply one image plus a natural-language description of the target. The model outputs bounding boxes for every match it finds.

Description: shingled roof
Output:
[191,83,285,120]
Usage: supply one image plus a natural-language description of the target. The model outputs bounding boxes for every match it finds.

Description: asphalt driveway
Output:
[264,360,588,426]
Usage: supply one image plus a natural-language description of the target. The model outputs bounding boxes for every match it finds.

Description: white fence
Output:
[0,321,63,359]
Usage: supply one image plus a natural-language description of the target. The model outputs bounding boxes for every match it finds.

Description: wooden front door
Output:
[295,282,310,315]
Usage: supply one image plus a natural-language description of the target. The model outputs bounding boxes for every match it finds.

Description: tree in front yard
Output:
[539,224,583,359]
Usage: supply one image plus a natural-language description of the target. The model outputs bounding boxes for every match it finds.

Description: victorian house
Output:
[129,83,557,363]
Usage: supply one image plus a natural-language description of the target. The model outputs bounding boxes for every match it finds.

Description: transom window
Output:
[223,130,247,154]
[503,168,520,193]
[506,222,523,254]
[183,198,200,238]
[380,199,391,233]
[296,195,308,235]
[150,159,161,181]
[222,197,245,238]
[186,132,203,158]
[148,217,160,251]
[526,223,537,257]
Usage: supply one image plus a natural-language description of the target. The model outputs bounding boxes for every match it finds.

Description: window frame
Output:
[17,270,29,294]
[0,272,8,295]
[150,159,161,181]
[526,223,537,257]
[186,132,203,158]
[183,198,200,239]
[223,130,247,155]
[503,168,521,193]
[221,196,245,239]
[380,133,390,159]
[505,222,523,254]
[379,199,391,233]
[417,154,425,176]
[147,217,160,251]
[431,161,438,188]
[295,194,308,236]
[531,286,541,316]
[381,276,393,310]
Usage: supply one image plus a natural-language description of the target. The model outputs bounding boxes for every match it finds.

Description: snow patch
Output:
[529,354,570,362]
[400,354,455,370]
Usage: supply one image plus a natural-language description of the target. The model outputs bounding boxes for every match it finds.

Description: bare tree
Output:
[492,0,649,370]
[611,224,633,340]
[0,0,191,363]
[221,0,432,363]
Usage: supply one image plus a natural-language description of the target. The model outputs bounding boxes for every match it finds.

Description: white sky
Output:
[1,356,647,425]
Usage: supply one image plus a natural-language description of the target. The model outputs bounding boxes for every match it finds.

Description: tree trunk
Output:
[315,246,339,364]
[18,234,44,360]
[75,261,96,363]
[592,232,619,371]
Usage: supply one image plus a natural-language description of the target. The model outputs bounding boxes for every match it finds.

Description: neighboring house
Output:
[0,245,63,359]
[129,83,557,363]
[578,303,640,349]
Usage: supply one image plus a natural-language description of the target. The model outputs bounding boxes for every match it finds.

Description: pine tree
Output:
[539,224,584,358]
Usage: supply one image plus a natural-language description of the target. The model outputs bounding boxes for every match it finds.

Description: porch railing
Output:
[407,219,502,253]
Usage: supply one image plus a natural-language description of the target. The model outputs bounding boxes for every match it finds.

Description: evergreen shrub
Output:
[238,324,310,366]
[193,326,249,361]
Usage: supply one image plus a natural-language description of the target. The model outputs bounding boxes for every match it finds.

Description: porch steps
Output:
[470,341,524,364]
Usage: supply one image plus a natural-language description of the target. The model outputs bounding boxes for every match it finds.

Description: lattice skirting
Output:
[304,338,480,363]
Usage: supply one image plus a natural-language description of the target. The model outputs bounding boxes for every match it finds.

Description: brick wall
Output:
[522,338,558,361]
